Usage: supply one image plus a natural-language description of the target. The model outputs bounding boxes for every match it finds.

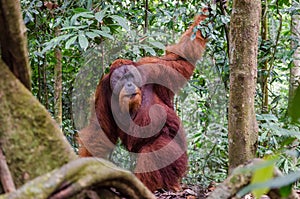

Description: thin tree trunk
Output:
[54,38,63,127]
[228,0,260,172]
[261,0,269,113]
[144,0,148,35]
[142,0,149,57]
[288,4,300,114]
[53,0,63,127]
[38,59,42,101]
[42,59,49,110]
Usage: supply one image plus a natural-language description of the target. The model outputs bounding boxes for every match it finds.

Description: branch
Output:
[1,158,155,199]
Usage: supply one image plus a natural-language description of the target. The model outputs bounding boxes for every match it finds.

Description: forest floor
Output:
[154,184,213,199]
[153,184,300,199]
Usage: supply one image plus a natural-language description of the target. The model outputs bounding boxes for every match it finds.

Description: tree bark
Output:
[54,37,63,127]
[0,60,76,187]
[0,0,31,90]
[228,0,260,172]
[53,1,63,127]
[288,3,300,114]
[42,59,50,110]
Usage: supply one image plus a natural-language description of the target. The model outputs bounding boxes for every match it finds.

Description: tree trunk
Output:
[288,4,300,114]
[261,0,269,113]
[52,0,63,126]
[54,41,63,127]
[42,59,49,110]
[0,0,31,90]
[228,0,260,172]
[0,60,76,187]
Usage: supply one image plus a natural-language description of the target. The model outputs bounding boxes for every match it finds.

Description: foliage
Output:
[180,56,228,185]
[256,114,300,173]
[23,0,300,190]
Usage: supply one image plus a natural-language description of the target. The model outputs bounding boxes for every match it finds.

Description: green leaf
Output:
[61,25,88,30]
[132,45,140,55]
[260,123,300,139]
[85,31,99,39]
[71,11,94,25]
[86,0,92,10]
[111,15,130,31]
[238,170,300,198]
[72,8,89,13]
[256,114,278,122]
[290,86,300,122]
[279,184,292,197]
[78,33,89,50]
[251,159,275,198]
[139,44,156,56]
[41,42,55,54]
[55,34,74,44]
[41,33,73,53]
[79,12,94,19]
[65,35,78,49]
[278,0,290,6]
[92,30,113,40]
[147,41,165,50]
[95,8,107,23]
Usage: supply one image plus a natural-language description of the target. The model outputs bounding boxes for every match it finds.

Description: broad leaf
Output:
[78,33,89,50]
[85,31,99,39]
[65,36,78,49]
[148,41,165,50]
[92,30,113,40]
[139,44,156,56]
[95,8,107,23]
[61,25,88,30]
[238,170,300,197]
[251,159,275,198]
[111,15,130,31]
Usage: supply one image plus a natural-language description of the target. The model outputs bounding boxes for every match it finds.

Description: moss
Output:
[0,60,77,187]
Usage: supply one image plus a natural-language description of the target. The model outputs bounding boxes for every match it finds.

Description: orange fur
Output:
[79,12,207,191]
